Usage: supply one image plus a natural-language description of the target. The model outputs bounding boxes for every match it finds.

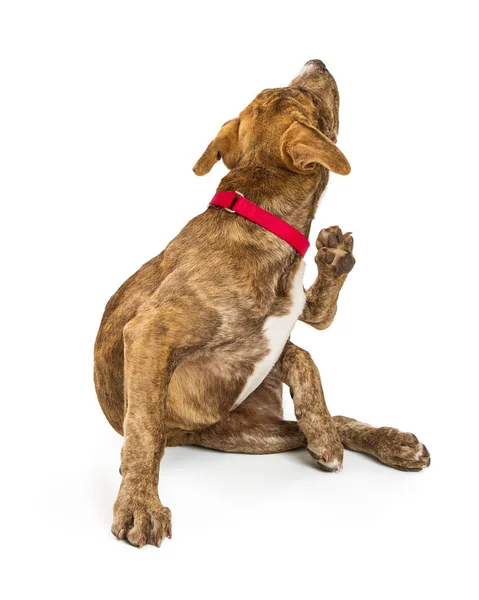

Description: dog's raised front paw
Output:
[372,427,431,472]
[112,483,172,548]
[316,226,355,275]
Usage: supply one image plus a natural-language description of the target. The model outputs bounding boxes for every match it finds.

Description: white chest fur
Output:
[231,261,306,410]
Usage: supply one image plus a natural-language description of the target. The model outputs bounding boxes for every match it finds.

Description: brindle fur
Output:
[94,60,430,548]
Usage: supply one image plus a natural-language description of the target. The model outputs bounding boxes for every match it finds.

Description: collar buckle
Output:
[224,191,243,213]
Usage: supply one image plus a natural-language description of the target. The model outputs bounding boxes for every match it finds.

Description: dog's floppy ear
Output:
[280,121,350,175]
[193,118,241,175]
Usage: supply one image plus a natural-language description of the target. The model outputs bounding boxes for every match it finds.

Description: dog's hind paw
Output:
[371,428,431,471]
[316,226,355,275]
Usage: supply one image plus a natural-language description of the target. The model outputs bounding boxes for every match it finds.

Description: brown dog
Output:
[94,59,430,548]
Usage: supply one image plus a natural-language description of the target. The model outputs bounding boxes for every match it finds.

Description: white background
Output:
[1,1,478,598]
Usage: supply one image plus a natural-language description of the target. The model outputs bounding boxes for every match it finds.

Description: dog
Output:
[94,59,430,548]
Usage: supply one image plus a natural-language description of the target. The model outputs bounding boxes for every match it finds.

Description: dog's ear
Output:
[193,118,241,175]
[280,121,350,175]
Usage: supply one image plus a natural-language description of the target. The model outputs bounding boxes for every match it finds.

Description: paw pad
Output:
[316,226,355,275]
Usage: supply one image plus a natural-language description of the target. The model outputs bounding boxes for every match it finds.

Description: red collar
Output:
[209,191,310,257]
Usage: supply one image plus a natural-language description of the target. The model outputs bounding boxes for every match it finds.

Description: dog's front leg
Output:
[300,226,355,330]
[111,314,172,548]
[276,341,343,471]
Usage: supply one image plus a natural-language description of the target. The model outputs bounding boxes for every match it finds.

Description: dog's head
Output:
[193,60,350,177]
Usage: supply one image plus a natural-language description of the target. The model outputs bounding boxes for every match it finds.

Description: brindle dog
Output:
[94,60,430,548]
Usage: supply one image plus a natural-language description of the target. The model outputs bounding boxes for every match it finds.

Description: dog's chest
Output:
[231,262,306,410]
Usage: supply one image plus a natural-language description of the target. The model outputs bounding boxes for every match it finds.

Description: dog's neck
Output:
[218,165,329,238]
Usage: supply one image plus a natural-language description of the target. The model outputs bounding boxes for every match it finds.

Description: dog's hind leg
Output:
[185,414,305,454]
[170,376,430,469]
[332,416,431,471]
[169,369,430,470]
[181,412,431,469]
[170,375,306,454]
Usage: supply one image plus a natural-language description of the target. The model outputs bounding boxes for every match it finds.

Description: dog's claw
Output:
[112,498,172,549]
[316,461,341,473]
[343,232,353,249]
[308,448,343,472]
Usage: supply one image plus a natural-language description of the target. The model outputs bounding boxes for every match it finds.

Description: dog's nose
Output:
[304,59,328,72]
[289,59,334,94]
